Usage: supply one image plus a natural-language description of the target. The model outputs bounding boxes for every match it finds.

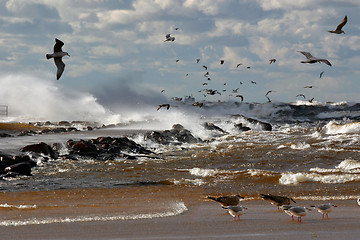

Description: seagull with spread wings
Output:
[46,38,70,80]
[328,16,347,34]
[298,51,332,66]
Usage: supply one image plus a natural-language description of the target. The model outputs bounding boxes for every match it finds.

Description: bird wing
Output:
[336,16,347,31]
[54,38,64,53]
[54,58,65,80]
[319,59,332,66]
[298,51,314,59]
[165,34,171,38]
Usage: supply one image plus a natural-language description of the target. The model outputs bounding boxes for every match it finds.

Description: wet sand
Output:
[0,199,359,240]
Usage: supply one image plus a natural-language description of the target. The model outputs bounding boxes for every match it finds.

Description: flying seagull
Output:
[236,63,242,68]
[196,58,200,63]
[296,94,306,99]
[220,60,225,65]
[298,51,332,66]
[320,71,324,78]
[157,104,170,111]
[208,194,244,206]
[46,38,70,80]
[328,16,347,34]
[269,58,276,64]
[235,95,244,102]
[203,65,208,70]
[164,34,175,42]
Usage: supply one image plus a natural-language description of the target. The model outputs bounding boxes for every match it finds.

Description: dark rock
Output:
[203,122,228,134]
[232,115,272,131]
[20,142,57,158]
[58,121,71,126]
[144,124,200,145]
[0,133,13,138]
[52,127,67,133]
[234,123,251,132]
[5,161,33,176]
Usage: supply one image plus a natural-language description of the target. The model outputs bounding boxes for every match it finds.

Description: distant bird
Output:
[202,83,208,86]
[196,58,200,63]
[235,95,244,102]
[251,81,256,84]
[266,96,271,103]
[328,16,347,34]
[357,198,360,206]
[269,58,276,64]
[164,34,175,42]
[319,71,324,78]
[236,63,242,68]
[185,73,189,77]
[247,66,251,69]
[203,65,208,70]
[192,102,203,108]
[239,81,243,85]
[296,94,306,99]
[222,206,247,220]
[204,72,209,77]
[175,27,180,30]
[220,60,225,65]
[266,90,274,96]
[176,59,179,63]
[208,194,244,206]
[161,89,165,93]
[260,194,296,208]
[171,97,182,101]
[309,97,315,103]
[304,85,313,88]
[282,206,311,222]
[157,104,170,111]
[46,38,70,80]
[298,51,332,66]
[311,203,337,219]
[232,88,239,93]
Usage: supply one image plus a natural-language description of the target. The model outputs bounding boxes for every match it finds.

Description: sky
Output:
[1,0,360,112]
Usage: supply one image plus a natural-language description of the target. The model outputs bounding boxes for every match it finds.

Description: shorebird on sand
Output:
[208,194,244,206]
[46,38,70,80]
[298,51,332,66]
[260,194,296,208]
[328,16,347,34]
[311,203,337,219]
[282,206,311,222]
[222,206,247,220]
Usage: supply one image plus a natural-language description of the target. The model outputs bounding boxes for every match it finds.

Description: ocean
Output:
[1,99,360,226]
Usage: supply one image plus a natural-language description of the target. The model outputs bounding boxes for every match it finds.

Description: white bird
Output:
[164,34,175,42]
[311,203,337,219]
[357,198,360,206]
[222,206,247,220]
[282,206,311,222]
[298,51,332,66]
[46,38,70,80]
[328,16,347,34]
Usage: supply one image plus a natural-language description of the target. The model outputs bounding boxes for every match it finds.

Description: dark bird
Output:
[157,104,170,111]
[298,51,332,66]
[251,81,256,84]
[320,71,324,78]
[232,88,239,93]
[220,60,225,65]
[203,65,208,70]
[260,194,296,208]
[247,66,251,69]
[204,72,209,77]
[161,89,165,93]
[296,94,306,99]
[269,58,276,64]
[208,194,244,206]
[192,102,203,108]
[328,16,347,34]
[235,95,244,102]
[196,58,200,63]
[266,90,274,96]
[175,27,180,30]
[304,85,313,88]
[239,81,243,85]
[236,63,242,68]
[266,96,271,103]
[164,34,175,42]
[309,97,315,103]
[202,83,208,86]
[46,38,70,80]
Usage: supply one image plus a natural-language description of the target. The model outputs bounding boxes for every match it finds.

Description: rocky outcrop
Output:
[144,124,200,145]
[0,152,37,177]
[20,142,57,159]
[232,115,272,131]
[203,122,228,134]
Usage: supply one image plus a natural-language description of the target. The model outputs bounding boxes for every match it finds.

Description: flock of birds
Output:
[208,193,360,222]
[157,15,348,109]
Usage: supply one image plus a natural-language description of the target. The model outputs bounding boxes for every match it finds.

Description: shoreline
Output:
[0,199,359,240]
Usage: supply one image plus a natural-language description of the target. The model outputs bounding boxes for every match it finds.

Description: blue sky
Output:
[1,0,360,110]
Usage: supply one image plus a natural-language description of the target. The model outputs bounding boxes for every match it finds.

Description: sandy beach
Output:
[0,198,359,240]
